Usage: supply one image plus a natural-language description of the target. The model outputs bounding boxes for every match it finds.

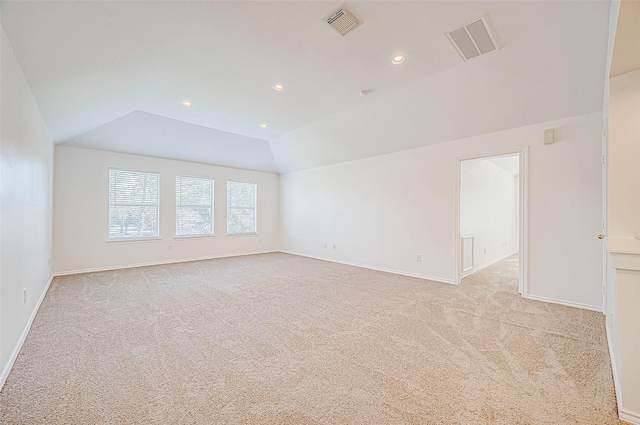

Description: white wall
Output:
[280,112,603,310]
[460,158,518,273]
[608,68,640,239]
[0,28,54,386]
[53,146,279,274]
[607,68,640,423]
[514,175,520,252]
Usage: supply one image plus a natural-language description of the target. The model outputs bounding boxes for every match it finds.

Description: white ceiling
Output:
[1,1,611,174]
[62,111,278,173]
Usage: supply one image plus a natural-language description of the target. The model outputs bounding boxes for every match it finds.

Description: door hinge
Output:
[602,155,606,165]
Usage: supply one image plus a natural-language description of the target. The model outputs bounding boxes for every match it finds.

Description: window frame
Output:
[226,180,258,236]
[107,168,161,242]
[175,174,215,238]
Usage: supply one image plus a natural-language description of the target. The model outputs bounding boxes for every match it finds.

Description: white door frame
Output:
[454,147,529,297]
[601,116,608,315]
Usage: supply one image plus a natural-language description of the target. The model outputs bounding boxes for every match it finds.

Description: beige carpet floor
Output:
[462,253,520,293]
[0,253,622,424]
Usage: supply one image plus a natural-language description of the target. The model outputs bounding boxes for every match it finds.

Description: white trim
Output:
[108,166,160,175]
[226,180,258,235]
[226,178,258,185]
[620,410,640,425]
[106,237,162,244]
[519,149,529,296]
[174,173,216,180]
[0,274,54,391]
[175,175,215,239]
[108,168,161,242]
[53,250,278,277]
[607,321,623,415]
[454,148,529,298]
[455,157,462,285]
[524,294,602,312]
[461,251,517,279]
[225,233,259,237]
[607,254,640,425]
[601,116,609,316]
[173,234,216,240]
[280,251,455,285]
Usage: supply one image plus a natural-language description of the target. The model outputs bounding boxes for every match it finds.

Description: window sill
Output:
[174,234,216,240]
[106,237,162,244]
[225,233,258,237]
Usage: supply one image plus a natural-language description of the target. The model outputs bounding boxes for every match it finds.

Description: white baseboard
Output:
[607,317,640,425]
[0,274,54,391]
[607,317,623,414]
[461,251,517,279]
[53,250,279,277]
[620,410,640,425]
[524,294,602,312]
[280,251,455,285]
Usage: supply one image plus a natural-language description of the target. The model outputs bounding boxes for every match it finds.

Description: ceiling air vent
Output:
[446,16,499,61]
[324,6,361,36]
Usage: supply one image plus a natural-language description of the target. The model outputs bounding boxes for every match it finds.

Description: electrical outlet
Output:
[168,245,172,251]
[484,248,487,254]
[416,254,422,262]
[333,245,336,250]
[48,257,52,267]
[324,244,327,249]
[23,289,27,304]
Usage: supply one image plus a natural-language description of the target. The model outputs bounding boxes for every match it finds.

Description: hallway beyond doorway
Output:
[461,254,519,295]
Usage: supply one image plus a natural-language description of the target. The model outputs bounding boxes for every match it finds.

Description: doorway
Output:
[455,150,528,295]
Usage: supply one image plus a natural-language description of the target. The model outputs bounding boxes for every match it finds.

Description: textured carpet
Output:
[462,253,520,293]
[0,253,622,424]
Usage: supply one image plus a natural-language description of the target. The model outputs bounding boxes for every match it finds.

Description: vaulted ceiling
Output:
[1,1,610,173]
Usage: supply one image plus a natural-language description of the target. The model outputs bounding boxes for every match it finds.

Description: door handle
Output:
[597,234,605,240]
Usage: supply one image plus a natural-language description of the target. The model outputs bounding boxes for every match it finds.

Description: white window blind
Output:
[176,176,214,236]
[108,169,159,240]
[227,181,257,234]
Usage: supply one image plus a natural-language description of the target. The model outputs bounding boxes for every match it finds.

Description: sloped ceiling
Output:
[1,1,610,174]
[269,1,610,173]
[63,111,278,173]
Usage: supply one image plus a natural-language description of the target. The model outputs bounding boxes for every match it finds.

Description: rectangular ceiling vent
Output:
[446,16,499,61]
[324,6,361,36]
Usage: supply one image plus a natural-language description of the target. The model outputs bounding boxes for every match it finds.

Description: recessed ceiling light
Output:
[272,83,285,91]
[260,124,269,128]
[182,101,193,107]
[392,55,406,65]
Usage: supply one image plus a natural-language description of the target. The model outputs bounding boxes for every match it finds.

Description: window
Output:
[227,181,257,235]
[108,169,159,240]
[176,176,214,236]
